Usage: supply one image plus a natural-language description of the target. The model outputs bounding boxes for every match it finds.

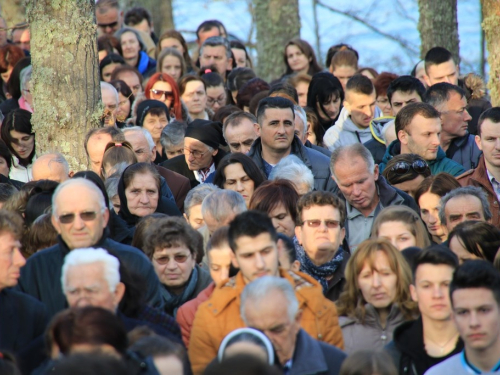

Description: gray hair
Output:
[20,65,32,92]
[114,27,145,51]
[123,126,155,151]
[330,143,375,179]
[160,121,186,150]
[52,178,106,215]
[269,155,314,193]
[104,176,120,208]
[200,36,232,59]
[100,81,119,104]
[61,248,120,294]
[439,186,492,225]
[184,183,220,217]
[294,105,307,137]
[201,190,247,223]
[240,276,299,323]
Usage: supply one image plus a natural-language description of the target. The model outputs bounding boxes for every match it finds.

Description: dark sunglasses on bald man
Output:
[390,159,429,175]
[57,210,102,224]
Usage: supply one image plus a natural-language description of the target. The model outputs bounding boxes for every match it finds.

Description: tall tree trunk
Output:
[481,0,500,106]
[122,0,174,36]
[27,0,101,171]
[418,0,459,63]
[254,0,300,82]
[0,0,26,28]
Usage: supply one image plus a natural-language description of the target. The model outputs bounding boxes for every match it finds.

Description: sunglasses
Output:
[150,89,174,101]
[97,21,119,30]
[57,211,100,224]
[301,219,341,229]
[153,253,191,265]
[390,160,429,175]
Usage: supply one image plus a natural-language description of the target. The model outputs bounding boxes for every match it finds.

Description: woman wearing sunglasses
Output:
[144,72,183,121]
[382,154,431,198]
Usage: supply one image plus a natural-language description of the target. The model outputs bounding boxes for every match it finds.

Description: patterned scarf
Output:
[160,266,199,317]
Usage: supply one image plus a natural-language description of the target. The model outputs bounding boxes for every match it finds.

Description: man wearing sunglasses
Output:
[96,0,123,37]
[17,178,163,318]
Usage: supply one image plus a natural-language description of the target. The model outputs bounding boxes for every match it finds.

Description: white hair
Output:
[123,126,155,151]
[20,65,32,92]
[184,183,220,217]
[100,81,119,103]
[52,178,106,215]
[61,248,120,293]
[294,105,307,137]
[201,190,247,223]
[240,276,299,322]
[269,155,314,193]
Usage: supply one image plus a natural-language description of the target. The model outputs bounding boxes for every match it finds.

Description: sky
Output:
[173,0,483,76]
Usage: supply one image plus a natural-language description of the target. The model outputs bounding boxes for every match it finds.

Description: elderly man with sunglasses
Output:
[379,102,465,177]
[17,178,163,318]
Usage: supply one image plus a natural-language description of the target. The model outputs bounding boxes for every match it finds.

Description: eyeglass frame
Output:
[301,219,342,229]
[55,208,106,224]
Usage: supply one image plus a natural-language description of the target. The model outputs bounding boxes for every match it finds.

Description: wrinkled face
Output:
[22,80,33,108]
[243,290,301,365]
[377,221,416,251]
[151,81,173,109]
[207,245,232,286]
[344,91,377,128]
[286,45,310,73]
[295,205,345,265]
[152,244,196,289]
[444,195,485,232]
[184,204,204,230]
[268,203,296,238]
[183,137,216,171]
[391,175,425,198]
[390,90,422,116]
[124,131,153,164]
[87,134,112,174]
[357,251,398,310]
[0,156,9,177]
[165,142,184,159]
[101,88,118,126]
[121,31,141,60]
[425,60,459,86]
[0,232,25,290]
[13,29,30,51]
[256,108,295,153]
[116,92,131,122]
[231,232,279,284]
[400,115,441,161]
[160,38,185,54]
[102,63,122,82]
[206,84,227,112]
[232,48,247,68]
[418,192,447,239]
[96,7,121,36]
[439,92,471,138]
[317,95,341,121]
[143,112,168,143]
[52,185,108,249]
[294,114,307,144]
[124,172,159,217]
[64,262,122,312]
[410,264,454,321]
[9,130,34,161]
[376,95,392,117]
[223,163,255,206]
[452,288,500,352]
[182,81,207,116]
[332,65,357,90]
[200,45,232,76]
[117,71,142,96]
[225,119,258,154]
[449,236,481,264]
[161,55,183,81]
[477,119,500,169]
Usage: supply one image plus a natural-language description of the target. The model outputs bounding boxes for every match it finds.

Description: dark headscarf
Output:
[136,99,170,126]
[184,119,226,149]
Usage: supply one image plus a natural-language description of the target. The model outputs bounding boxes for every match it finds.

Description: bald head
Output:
[33,153,71,183]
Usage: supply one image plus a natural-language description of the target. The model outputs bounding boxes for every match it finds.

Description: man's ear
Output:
[102,208,110,227]
[424,74,432,87]
[151,145,157,162]
[68,171,75,178]
[51,214,62,234]
[343,99,351,115]
[113,282,126,306]
[373,164,379,181]
[398,130,408,145]
[410,284,418,302]
[475,135,482,151]
[254,123,261,137]
[230,251,239,268]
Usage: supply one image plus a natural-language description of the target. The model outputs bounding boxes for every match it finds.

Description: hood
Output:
[462,73,487,101]
[343,116,373,134]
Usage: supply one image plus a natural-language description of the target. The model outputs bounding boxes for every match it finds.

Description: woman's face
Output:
[10,130,34,160]
[418,192,447,240]
[332,65,357,90]
[206,84,227,112]
[223,162,255,206]
[296,81,309,108]
[0,156,9,177]
[102,62,122,82]
[377,95,392,117]
[232,48,247,68]
[357,250,398,310]
[125,172,159,217]
[121,31,140,61]
[160,37,185,55]
[151,80,174,109]
[286,45,310,73]
[152,244,196,290]
[268,203,295,238]
[391,175,425,198]
[377,221,417,251]
[161,55,183,81]
[116,92,131,122]
[182,80,207,115]
[317,95,341,121]
[449,236,481,264]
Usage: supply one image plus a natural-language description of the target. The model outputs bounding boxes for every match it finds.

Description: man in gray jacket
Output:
[248,96,337,193]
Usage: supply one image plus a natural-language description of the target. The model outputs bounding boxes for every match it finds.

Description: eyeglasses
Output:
[150,89,174,101]
[153,252,191,265]
[183,148,208,159]
[390,160,429,175]
[207,96,226,106]
[97,21,118,30]
[57,211,101,224]
[301,219,341,229]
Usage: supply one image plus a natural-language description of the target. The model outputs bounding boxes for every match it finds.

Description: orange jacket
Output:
[188,269,344,375]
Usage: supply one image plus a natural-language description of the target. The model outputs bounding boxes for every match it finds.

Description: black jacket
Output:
[324,250,350,302]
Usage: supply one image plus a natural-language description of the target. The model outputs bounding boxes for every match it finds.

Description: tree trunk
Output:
[253,0,300,82]
[27,0,101,171]
[418,0,459,63]
[0,0,26,28]
[122,0,174,36]
[481,0,500,106]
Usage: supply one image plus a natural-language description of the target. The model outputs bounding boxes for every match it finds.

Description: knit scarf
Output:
[160,266,199,317]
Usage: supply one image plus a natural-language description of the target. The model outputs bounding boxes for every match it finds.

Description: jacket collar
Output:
[290,329,328,375]
[468,155,495,195]
[248,136,310,168]
[376,175,404,207]
[57,232,108,256]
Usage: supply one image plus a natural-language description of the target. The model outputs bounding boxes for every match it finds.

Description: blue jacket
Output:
[136,50,156,77]
[290,329,346,375]
[379,140,465,177]
[445,133,482,171]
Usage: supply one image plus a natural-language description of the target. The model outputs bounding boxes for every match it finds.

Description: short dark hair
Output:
[223,111,256,134]
[84,127,125,157]
[256,96,295,125]
[51,353,130,375]
[110,65,143,85]
[325,44,359,68]
[249,179,299,223]
[124,6,152,27]
[0,209,23,240]
[395,102,440,135]
[0,183,18,203]
[268,82,299,104]
[412,246,458,282]
[477,107,500,136]
[227,67,256,92]
[228,210,277,253]
[296,191,346,227]
[386,75,426,104]
[213,153,265,190]
[424,47,455,74]
[0,139,12,171]
[448,221,500,263]
[449,260,500,306]
[424,82,466,109]
[196,20,224,40]
[345,74,374,96]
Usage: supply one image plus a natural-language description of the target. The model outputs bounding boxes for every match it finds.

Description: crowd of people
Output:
[0,1,499,374]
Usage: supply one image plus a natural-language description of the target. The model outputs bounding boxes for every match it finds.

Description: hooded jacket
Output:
[445,133,482,171]
[247,135,338,193]
[9,154,35,182]
[379,140,465,177]
[460,74,492,135]
[385,317,463,375]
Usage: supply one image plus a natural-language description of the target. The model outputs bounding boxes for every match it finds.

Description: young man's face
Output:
[410,264,454,321]
[424,59,459,86]
[476,119,500,169]
[343,91,377,128]
[452,287,500,352]
[255,108,295,154]
[390,90,422,116]
[399,114,441,161]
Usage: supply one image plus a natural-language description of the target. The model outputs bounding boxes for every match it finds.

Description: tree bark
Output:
[418,0,459,63]
[122,0,174,36]
[27,0,101,171]
[481,0,500,106]
[0,0,26,28]
[253,0,300,82]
